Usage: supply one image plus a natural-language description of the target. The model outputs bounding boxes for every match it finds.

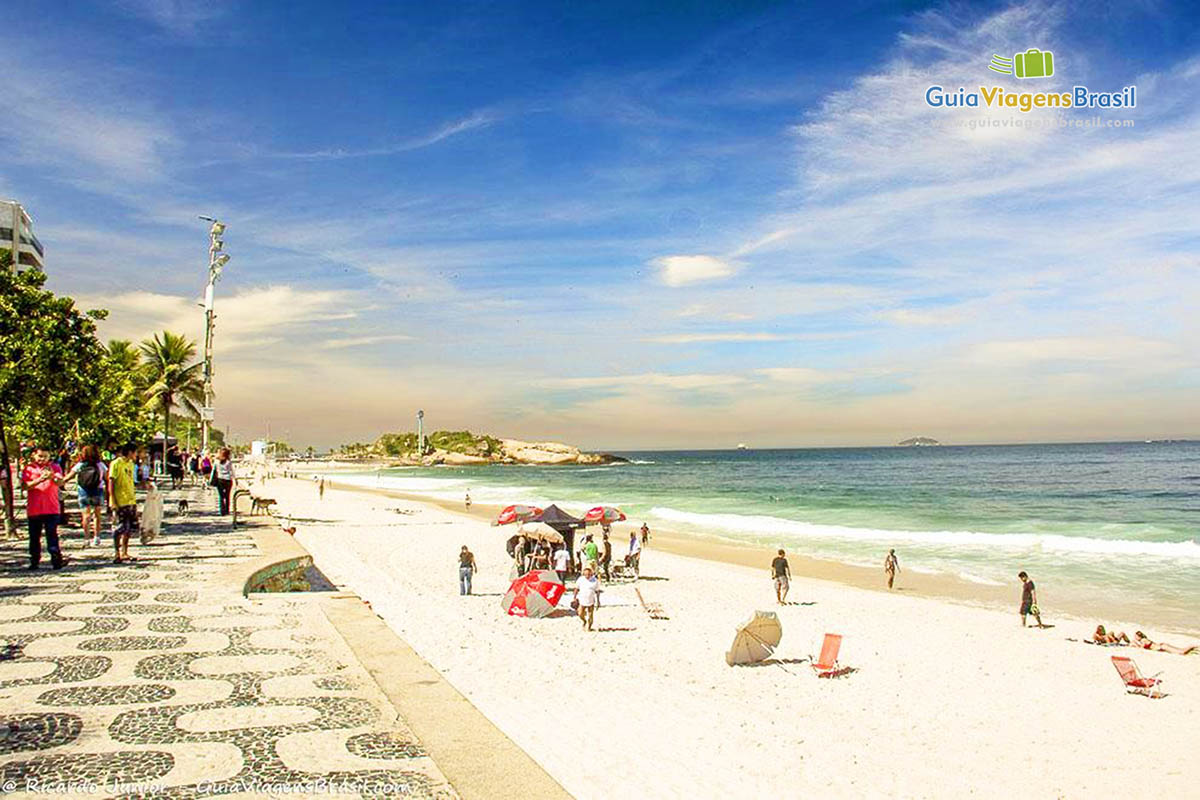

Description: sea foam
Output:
[648,506,1200,560]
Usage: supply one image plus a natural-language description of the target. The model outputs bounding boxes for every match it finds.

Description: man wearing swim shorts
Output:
[771,549,791,605]
[1018,571,1044,628]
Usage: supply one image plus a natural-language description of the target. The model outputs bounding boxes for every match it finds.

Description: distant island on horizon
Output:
[897,437,941,447]
[334,429,628,466]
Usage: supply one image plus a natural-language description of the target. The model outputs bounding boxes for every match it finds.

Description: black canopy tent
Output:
[538,504,585,557]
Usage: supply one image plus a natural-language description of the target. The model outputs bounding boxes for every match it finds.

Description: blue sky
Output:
[5,0,1199,448]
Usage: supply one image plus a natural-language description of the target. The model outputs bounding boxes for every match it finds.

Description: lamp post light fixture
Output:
[198,216,230,454]
[417,410,424,457]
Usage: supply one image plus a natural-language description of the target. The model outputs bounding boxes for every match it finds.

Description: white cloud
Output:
[264,111,496,161]
[115,0,234,35]
[965,336,1176,366]
[544,372,748,391]
[650,255,739,286]
[322,334,415,349]
[644,332,847,344]
[78,286,358,353]
[876,307,972,326]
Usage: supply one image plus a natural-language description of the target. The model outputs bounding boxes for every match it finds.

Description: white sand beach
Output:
[262,476,1200,799]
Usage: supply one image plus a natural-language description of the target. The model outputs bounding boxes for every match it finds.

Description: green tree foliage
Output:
[427,430,500,456]
[375,432,418,456]
[0,254,108,533]
[77,342,156,447]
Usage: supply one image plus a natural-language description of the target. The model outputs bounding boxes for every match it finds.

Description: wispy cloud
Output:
[115,0,235,36]
[322,333,415,349]
[263,111,496,161]
[644,332,847,344]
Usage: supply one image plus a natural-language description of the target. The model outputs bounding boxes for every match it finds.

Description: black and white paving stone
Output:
[0,486,455,798]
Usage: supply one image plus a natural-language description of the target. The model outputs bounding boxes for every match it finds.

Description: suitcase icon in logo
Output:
[1014,48,1054,79]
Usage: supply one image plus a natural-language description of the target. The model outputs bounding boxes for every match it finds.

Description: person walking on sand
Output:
[459,545,477,595]
[574,566,600,631]
[553,543,570,582]
[627,530,642,577]
[640,522,651,546]
[108,444,138,564]
[884,549,900,589]
[1018,571,1045,628]
[20,447,69,570]
[464,491,471,510]
[771,549,791,604]
[318,477,325,500]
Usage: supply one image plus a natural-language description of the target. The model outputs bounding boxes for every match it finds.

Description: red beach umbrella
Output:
[583,506,626,525]
[494,505,544,526]
[501,570,565,618]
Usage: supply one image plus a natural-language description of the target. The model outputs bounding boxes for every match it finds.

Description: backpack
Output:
[78,462,101,492]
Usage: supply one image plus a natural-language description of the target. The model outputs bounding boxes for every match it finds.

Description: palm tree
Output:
[106,339,141,374]
[139,331,204,467]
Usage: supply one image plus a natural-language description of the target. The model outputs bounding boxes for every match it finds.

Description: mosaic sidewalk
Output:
[0,486,455,798]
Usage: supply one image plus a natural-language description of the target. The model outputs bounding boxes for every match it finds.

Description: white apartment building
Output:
[1,200,45,271]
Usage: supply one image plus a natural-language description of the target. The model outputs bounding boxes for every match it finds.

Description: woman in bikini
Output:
[1133,631,1199,655]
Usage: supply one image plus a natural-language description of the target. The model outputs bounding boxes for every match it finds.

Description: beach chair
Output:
[1111,655,1163,699]
[634,587,668,620]
[810,633,843,678]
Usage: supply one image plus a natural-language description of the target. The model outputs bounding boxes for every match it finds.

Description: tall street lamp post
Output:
[198,216,230,454]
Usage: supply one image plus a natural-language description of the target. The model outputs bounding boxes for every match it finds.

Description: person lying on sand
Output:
[1133,631,1199,655]
[1093,625,1130,645]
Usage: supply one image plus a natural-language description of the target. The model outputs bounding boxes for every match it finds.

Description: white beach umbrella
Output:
[725,610,782,666]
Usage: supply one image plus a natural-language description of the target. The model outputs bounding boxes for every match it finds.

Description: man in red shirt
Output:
[19,447,69,570]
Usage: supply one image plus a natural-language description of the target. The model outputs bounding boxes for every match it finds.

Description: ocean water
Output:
[336,442,1200,629]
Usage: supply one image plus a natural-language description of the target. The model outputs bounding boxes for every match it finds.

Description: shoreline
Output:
[297,472,1198,636]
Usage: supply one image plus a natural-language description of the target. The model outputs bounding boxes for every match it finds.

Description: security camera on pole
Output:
[198,216,230,454]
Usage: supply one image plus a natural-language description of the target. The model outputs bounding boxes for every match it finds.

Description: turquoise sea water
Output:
[337,442,1200,629]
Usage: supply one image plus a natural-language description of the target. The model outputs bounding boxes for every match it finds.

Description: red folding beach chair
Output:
[1111,655,1163,699]
[810,633,843,678]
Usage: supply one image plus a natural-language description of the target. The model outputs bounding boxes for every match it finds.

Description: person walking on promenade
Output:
[459,545,477,595]
[108,444,138,564]
[20,447,68,570]
[211,448,236,515]
[166,445,184,490]
[574,566,600,631]
[69,445,107,547]
[771,549,791,604]
[884,549,900,589]
[1018,571,1045,628]
[627,530,642,577]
